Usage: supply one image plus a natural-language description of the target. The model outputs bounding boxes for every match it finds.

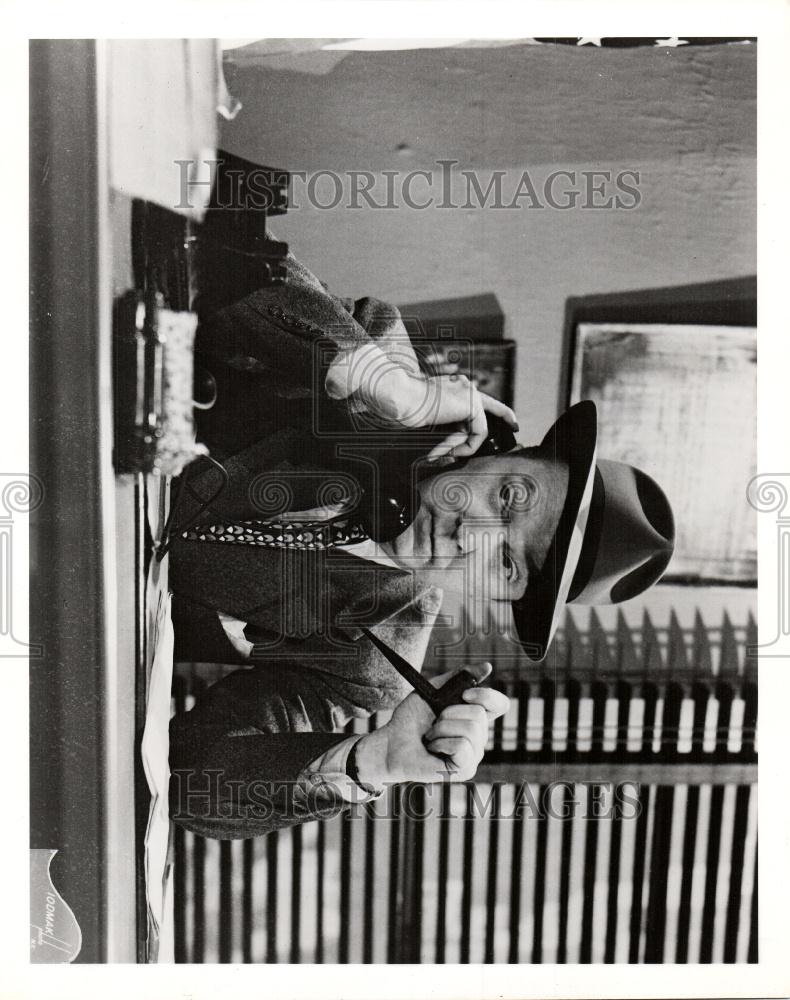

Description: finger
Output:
[426,714,488,748]
[426,429,471,462]
[424,736,478,776]
[462,686,510,720]
[424,736,476,770]
[434,702,489,724]
[447,401,488,459]
[426,718,485,742]
[479,393,519,430]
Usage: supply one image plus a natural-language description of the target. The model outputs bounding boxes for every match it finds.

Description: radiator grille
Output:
[172,608,757,963]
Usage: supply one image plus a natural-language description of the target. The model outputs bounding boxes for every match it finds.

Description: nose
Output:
[456,521,477,555]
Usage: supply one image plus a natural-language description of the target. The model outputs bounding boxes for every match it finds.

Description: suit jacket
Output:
[169,252,444,838]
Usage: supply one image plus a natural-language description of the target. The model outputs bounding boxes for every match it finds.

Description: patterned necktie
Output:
[181,514,369,550]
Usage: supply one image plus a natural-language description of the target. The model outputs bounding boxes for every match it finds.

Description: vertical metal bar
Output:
[192,834,205,963]
[627,784,649,962]
[484,783,501,963]
[338,809,353,962]
[742,680,758,757]
[362,714,378,964]
[675,784,700,963]
[579,785,600,963]
[173,824,187,962]
[603,810,623,963]
[531,785,549,964]
[643,786,674,961]
[699,784,725,962]
[242,839,253,963]
[218,840,232,962]
[723,784,751,962]
[508,782,526,964]
[747,842,758,963]
[172,674,187,964]
[315,822,325,964]
[459,784,475,963]
[401,784,425,962]
[290,825,303,963]
[556,784,574,964]
[435,782,451,963]
[362,789,377,963]
[266,831,279,963]
[387,787,401,963]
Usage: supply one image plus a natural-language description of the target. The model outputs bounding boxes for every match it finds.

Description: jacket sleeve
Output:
[169,659,359,839]
[195,253,379,398]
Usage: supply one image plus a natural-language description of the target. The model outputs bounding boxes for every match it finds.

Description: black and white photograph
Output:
[6,6,790,998]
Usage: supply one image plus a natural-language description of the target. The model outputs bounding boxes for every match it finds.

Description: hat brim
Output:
[511,400,598,662]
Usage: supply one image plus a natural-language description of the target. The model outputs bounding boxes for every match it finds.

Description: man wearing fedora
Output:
[169,252,675,839]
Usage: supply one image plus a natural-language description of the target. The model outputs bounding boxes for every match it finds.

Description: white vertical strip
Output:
[602,697,619,752]
[442,784,466,964]
[590,811,612,963]
[299,821,319,962]
[184,831,194,961]
[702,696,719,753]
[564,798,586,962]
[687,783,712,963]
[735,784,759,963]
[663,785,687,964]
[614,792,637,963]
[577,697,594,752]
[492,786,515,963]
[551,697,569,752]
[677,698,696,753]
[727,697,746,754]
[517,785,540,962]
[95,39,138,962]
[468,789,490,964]
[626,697,645,752]
[500,694,519,751]
[276,828,294,963]
[540,795,563,962]
[320,812,342,962]
[203,838,220,963]
[526,697,544,752]
[712,783,737,962]
[652,697,665,753]
[231,839,245,963]
[420,790,439,964]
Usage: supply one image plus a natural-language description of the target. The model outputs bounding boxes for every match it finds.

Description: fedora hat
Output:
[511,400,675,662]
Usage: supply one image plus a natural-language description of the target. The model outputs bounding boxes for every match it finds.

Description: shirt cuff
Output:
[300,734,384,803]
[217,612,253,659]
[324,341,397,402]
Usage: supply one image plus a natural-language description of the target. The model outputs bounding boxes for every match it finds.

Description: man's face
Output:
[384,451,569,615]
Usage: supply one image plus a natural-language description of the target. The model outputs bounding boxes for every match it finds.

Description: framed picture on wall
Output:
[564,277,757,585]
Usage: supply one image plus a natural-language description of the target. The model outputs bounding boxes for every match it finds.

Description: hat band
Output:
[567,466,605,602]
